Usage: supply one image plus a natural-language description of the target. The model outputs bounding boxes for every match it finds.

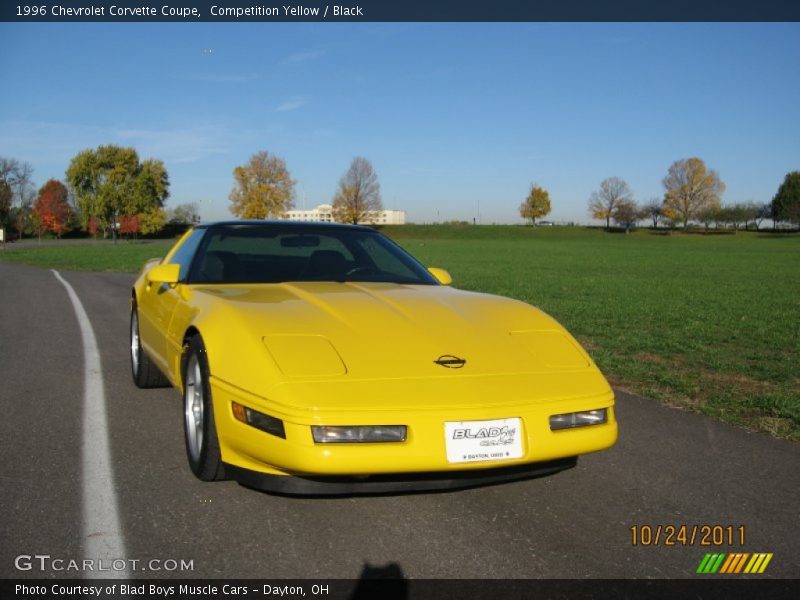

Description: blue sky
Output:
[1,23,798,224]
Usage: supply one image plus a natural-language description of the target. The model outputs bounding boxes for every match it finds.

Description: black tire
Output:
[183,335,226,481]
[130,305,170,388]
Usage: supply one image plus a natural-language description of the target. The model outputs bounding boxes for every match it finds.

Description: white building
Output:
[285,203,335,222]
[371,209,406,225]
[284,204,406,225]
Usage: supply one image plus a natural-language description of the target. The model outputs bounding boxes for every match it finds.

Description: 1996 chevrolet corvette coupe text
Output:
[130,221,617,494]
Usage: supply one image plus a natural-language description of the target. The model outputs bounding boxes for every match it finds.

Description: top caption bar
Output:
[3,1,800,22]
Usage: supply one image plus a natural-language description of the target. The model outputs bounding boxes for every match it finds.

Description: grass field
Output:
[2,226,798,440]
[0,239,173,272]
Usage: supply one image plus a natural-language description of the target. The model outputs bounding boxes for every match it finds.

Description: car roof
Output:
[196,220,377,233]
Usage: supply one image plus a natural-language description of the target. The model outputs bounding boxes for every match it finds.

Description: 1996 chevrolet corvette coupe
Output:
[130,221,617,494]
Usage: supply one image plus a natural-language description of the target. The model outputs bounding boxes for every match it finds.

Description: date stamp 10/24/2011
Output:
[630,524,746,547]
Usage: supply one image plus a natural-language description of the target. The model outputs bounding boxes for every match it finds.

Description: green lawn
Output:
[2,226,798,440]
[389,226,800,440]
[0,239,175,272]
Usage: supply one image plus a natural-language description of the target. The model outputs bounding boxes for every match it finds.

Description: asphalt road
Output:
[1,261,798,580]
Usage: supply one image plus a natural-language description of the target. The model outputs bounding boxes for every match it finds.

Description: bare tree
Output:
[662,157,725,229]
[0,179,11,227]
[741,202,761,230]
[755,202,772,230]
[169,202,201,225]
[641,198,663,229]
[0,157,34,208]
[332,157,383,224]
[696,205,720,231]
[589,177,633,229]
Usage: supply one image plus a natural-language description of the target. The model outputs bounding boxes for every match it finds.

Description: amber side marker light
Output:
[232,401,286,439]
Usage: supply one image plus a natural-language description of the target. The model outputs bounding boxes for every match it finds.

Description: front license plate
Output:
[444,417,524,464]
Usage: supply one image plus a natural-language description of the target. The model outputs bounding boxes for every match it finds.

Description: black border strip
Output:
[2,579,798,600]
[2,1,800,23]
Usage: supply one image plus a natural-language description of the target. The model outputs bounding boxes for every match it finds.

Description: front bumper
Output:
[210,375,617,480]
[225,457,577,495]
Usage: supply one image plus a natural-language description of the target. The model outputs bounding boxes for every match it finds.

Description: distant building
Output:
[283,204,406,225]
[371,209,406,225]
[285,203,335,223]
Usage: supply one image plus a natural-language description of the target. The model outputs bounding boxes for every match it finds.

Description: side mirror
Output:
[147,263,180,284]
[428,267,452,286]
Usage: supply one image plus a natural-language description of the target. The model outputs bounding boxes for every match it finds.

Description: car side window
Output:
[167,228,206,281]
[358,236,419,280]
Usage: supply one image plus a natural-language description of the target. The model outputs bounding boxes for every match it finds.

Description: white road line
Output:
[52,270,130,579]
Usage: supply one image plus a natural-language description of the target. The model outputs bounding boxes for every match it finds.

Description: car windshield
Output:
[185,224,439,285]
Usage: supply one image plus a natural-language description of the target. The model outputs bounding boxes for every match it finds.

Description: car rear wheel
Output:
[183,335,226,481]
[130,306,170,388]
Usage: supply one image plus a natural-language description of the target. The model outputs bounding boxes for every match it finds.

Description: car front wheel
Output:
[183,335,226,481]
[130,305,170,389]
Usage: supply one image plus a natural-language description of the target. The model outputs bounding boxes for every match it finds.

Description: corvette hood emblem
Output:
[434,355,467,369]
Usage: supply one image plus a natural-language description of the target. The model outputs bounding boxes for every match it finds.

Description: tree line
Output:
[1,148,201,241]
[0,147,385,240]
[584,158,799,232]
[516,158,799,231]
[228,151,383,224]
[2,148,796,239]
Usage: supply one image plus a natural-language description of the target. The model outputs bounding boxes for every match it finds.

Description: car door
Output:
[139,228,206,375]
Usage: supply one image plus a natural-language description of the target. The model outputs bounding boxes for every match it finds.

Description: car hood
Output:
[189,282,611,410]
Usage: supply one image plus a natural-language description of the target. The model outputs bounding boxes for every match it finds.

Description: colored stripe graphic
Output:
[710,553,726,573]
[757,554,773,573]
[696,554,713,573]
[719,553,737,573]
[697,553,726,574]
[729,554,749,573]
[698,553,773,574]
[744,554,760,573]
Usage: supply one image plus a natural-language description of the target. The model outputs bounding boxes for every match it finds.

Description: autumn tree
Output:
[331,157,383,225]
[118,214,140,238]
[32,179,73,238]
[130,159,170,215]
[229,151,295,219]
[662,158,725,229]
[139,207,167,235]
[771,171,800,226]
[9,205,32,240]
[589,177,633,229]
[66,145,169,242]
[519,184,551,225]
[611,199,641,232]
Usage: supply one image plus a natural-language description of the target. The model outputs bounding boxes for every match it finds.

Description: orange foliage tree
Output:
[118,214,140,238]
[33,179,72,238]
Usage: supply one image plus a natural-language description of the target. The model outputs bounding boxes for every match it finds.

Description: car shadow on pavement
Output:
[350,562,408,599]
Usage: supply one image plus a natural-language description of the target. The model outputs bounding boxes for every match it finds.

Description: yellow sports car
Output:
[130,221,617,494]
